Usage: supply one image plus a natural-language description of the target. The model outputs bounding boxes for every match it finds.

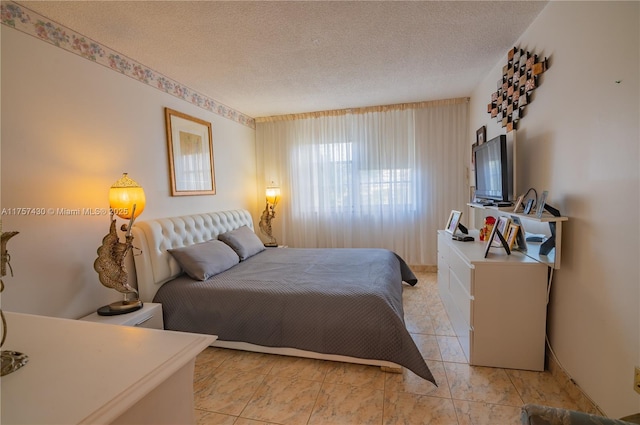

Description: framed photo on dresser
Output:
[445,210,462,235]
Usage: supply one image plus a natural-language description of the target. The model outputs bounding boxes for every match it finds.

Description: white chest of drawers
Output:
[437,230,548,371]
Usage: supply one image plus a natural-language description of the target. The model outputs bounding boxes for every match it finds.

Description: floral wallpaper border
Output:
[1,1,256,129]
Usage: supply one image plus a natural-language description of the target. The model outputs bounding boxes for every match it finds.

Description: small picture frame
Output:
[445,210,463,235]
[523,198,535,215]
[513,194,524,213]
[476,126,486,145]
[484,223,499,258]
[485,219,512,258]
[510,216,527,251]
[495,216,511,239]
[535,190,548,218]
[506,224,520,249]
[471,142,478,165]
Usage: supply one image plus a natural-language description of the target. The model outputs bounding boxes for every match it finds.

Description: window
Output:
[298,141,415,213]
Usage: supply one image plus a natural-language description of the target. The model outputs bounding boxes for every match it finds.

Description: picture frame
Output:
[495,216,511,239]
[513,194,525,213]
[476,126,486,145]
[506,224,520,249]
[445,210,462,235]
[471,142,478,166]
[165,108,216,196]
[535,190,548,218]
[485,218,511,258]
[484,223,497,257]
[510,215,527,251]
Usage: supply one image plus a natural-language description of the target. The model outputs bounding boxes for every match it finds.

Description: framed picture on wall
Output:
[476,126,486,145]
[165,108,216,196]
[471,142,478,166]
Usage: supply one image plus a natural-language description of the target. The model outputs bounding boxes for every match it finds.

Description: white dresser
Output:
[437,230,548,371]
[1,312,215,424]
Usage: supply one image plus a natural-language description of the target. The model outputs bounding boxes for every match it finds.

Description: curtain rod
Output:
[255,97,470,123]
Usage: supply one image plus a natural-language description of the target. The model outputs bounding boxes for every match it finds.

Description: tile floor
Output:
[193,272,584,425]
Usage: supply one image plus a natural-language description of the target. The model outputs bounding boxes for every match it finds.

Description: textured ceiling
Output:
[19,1,548,118]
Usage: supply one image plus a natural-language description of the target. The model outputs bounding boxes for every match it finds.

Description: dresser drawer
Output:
[449,271,472,327]
[128,309,164,329]
[449,248,472,295]
[80,303,164,330]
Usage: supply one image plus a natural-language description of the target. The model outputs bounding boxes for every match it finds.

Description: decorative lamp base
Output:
[97,300,143,316]
[1,350,28,376]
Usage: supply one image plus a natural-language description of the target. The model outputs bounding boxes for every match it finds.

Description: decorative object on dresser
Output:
[535,190,549,219]
[445,210,463,235]
[0,226,28,377]
[495,215,512,239]
[487,46,548,132]
[93,173,146,316]
[165,107,216,196]
[484,216,511,258]
[506,224,520,249]
[259,183,281,247]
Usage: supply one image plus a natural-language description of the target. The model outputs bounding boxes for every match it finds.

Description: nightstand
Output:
[80,302,164,329]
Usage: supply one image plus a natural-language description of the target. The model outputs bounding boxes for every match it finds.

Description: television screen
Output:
[473,135,510,203]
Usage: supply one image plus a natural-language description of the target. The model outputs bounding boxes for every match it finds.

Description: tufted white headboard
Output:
[131,209,254,302]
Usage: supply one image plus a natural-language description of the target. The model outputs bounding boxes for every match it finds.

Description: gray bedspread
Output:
[153,247,435,384]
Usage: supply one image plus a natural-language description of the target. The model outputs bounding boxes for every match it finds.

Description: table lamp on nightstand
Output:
[259,183,281,247]
[93,173,146,316]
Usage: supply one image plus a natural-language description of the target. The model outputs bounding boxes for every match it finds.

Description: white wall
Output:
[1,28,257,319]
[469,2,639,418]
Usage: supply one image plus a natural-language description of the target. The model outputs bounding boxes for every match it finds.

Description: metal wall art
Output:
[487,47,547,132]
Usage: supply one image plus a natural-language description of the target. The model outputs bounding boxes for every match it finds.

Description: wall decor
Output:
[487,47,547,132]
[165,108,216,196]
[476,125,486,145]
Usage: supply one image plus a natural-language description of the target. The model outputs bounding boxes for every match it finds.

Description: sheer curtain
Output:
[256,99,468,265]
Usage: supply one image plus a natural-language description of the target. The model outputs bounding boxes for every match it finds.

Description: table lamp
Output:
[259,183,280,247]
[94,173,146,315]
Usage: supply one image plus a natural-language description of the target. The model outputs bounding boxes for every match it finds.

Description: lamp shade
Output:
[109,173,146,219]
[265,185,281,204]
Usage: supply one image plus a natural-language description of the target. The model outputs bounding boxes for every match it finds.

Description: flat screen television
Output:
[473,134,512,204]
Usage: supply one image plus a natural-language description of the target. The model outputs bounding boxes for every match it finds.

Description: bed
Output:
[131,209,434,384]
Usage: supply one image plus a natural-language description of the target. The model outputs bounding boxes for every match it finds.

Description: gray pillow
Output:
[218,225,265,261]
[168,240,239,280]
